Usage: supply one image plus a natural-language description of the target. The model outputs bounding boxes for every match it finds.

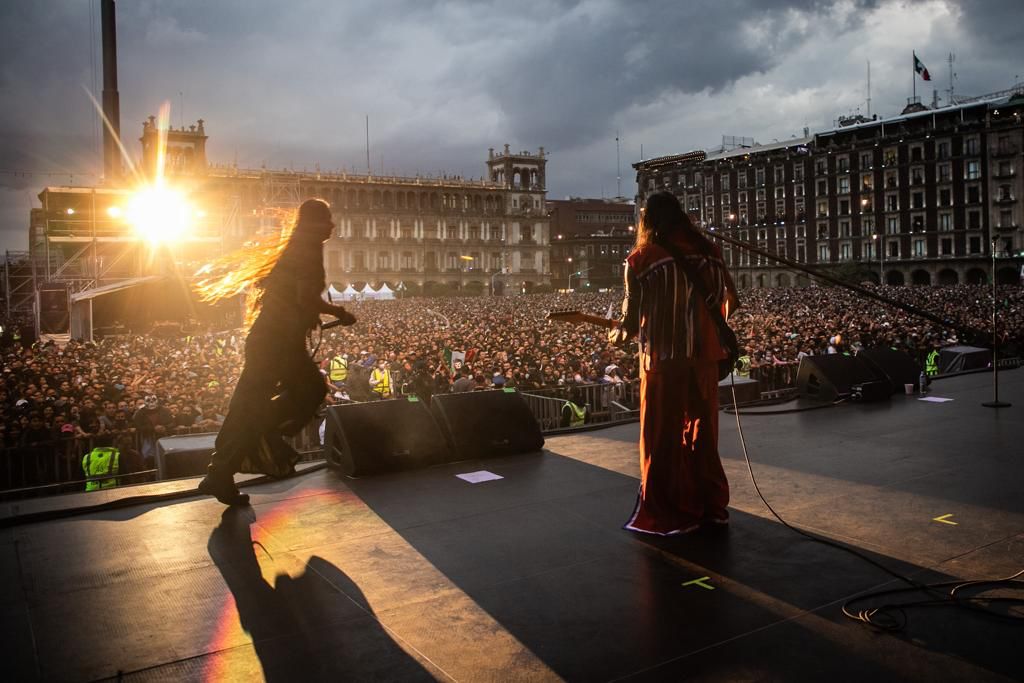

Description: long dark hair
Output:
[195,198,332,329]
[633,191,712,254]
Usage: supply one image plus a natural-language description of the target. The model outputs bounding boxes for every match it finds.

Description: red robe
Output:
[620,233,737,535]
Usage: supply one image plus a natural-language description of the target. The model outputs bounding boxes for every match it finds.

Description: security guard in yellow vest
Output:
[736,354,752,378]
[925,348,939,376]
[82,445,120,491]
[560,390,588,428]
[329,353,349,384]
[369,359,393,399]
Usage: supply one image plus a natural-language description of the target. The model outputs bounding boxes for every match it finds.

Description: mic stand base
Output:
[981,400,1011,408]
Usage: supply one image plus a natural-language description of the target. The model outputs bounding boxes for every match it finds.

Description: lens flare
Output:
[126,185,193,244]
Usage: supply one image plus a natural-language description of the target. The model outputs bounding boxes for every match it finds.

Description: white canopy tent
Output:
[375,283,395,300]
[324,284,346,301]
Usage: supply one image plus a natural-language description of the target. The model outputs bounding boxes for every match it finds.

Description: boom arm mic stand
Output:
[706,229,991,348]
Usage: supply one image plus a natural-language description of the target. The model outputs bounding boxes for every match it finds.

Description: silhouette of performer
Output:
[198,199,356,505]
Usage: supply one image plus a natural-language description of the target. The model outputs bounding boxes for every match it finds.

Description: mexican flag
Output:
[914,52,931,81]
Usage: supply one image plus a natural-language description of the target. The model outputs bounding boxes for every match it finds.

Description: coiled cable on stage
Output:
[727,374,1024,630]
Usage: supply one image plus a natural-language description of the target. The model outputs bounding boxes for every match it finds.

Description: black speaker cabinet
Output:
[857,348,922,394]
[324,397,450,477]
[430,389,544,462]
[795,355,881,403]
[156,433,217,479]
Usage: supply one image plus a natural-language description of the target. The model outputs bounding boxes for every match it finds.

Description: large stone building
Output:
[633,92,1024,288]
[30,124,551,299]
[547,197,635,290]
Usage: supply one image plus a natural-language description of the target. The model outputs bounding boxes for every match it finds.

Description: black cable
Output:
[727,374,1024,630]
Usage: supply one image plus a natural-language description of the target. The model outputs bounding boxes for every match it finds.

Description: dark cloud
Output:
[1,0,1022,251]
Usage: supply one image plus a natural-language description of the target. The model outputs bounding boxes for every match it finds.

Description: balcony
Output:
[991,144,1019,158]
[992,168,1017,179]
[995,195,1018,204]
[994,223,1020,232]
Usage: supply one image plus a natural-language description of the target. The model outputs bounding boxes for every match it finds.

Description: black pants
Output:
[211,327,324,477]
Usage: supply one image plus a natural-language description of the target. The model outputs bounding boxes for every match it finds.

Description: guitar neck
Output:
[548,311,619,330]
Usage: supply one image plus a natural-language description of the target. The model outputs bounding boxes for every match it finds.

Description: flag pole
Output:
[912,51,917,101]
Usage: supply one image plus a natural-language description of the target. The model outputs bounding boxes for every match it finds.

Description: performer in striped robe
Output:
[612,191,739,535]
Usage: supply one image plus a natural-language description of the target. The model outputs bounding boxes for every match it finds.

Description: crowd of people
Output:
[1,283,1021,490]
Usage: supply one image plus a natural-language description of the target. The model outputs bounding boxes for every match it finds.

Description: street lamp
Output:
[566,257,574,290]
[873,234,884,284]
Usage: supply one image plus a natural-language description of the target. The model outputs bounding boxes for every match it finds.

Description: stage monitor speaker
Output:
[324,397,450,477]
[857,348,922,394]
[795,355,881,403]
[156,433,217,479]
[430,389,544,462]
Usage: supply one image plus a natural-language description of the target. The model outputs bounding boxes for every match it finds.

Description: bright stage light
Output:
[126,185,194,244]
[107,206,122,219]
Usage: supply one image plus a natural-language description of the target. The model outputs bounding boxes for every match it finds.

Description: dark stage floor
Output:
[2,370,1022,681]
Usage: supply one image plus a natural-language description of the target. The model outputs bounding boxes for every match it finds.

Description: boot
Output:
[198,466,250,506]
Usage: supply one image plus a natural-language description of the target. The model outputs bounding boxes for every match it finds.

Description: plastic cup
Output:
[904,383,914,395]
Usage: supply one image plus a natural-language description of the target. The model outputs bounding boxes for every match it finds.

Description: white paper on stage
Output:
[918,396,954,403]
[456,470,504,484]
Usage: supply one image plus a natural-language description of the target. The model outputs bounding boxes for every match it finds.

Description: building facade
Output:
[633,93,1024,288]
[548,198,635,290]
[30,126,551,299]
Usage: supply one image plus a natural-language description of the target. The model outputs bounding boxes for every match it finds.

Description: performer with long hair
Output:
[611,191,739,534]
[194,198,355,505]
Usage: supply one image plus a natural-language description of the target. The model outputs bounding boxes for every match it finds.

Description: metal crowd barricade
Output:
[519,380,640,433]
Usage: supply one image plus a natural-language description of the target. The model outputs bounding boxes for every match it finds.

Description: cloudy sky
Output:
[1,0,1021,252]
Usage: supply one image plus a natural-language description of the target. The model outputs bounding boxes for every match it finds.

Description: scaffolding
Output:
[2,251,38,319]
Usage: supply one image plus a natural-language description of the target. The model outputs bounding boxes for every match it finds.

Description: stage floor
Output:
[2,370,1022,681]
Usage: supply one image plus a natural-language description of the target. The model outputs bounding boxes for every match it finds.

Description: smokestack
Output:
[101,0,121,183]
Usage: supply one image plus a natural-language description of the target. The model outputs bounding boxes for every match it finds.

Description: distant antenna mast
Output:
[615,130,621,198]
[866,60,871,117]
[948,53,957,104]
[365,115,371,174]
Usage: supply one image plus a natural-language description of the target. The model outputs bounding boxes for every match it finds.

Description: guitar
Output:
[547,310,620,330]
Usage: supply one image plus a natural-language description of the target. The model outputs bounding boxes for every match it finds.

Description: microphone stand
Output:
[706,228,989,345]
[982,237,1011,408]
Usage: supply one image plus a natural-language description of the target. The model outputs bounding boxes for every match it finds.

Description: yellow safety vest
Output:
[329,356,349,382]
[370,368,391,396]
[736,355,751,378]
[82,447,120,491]
[564,401,586,427]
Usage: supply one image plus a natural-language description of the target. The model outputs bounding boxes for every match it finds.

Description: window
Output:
[777,240,787,257]
[840,220,851,237]
[941,238,953,256]
[839,199,850,215]
[861,197,874,212]
[965,137,979,155]
[720,173,730,191]
[775,166,785,183]
[817,222,829,239]
[797,225,806,238]
[862,215,875,234]
[818,244,830,261]
[775,186,786,199]
[938,163,951,182]
[756,168,765,186]
[883,147,898,166]
[968,210,981,230]
[911,167,924,185]
[860,173,873,191]
[757,229,768,241]
[969,236,981,254]
[966,160,981,180]
[721,192,730,206]
[884,170,898,189]
[793,165,804,182]
[1000,210,1013,228]
[887,216,899,234]
[888,241,899,258]
[967,185,980,203]
[910,145,923,162]
[938,213,952,231]
[756,188,767,201]
[838,176,850,194]
[738,191,748,204]
[837,156,849,173]
[797,241,806,262]
[937,141,950,159]
[777,226,787,239]
[939,188,952,206]
[815,159,827,176]
[795,197,805,217]
[860,152,872,168]
[886,194,899,212]
[911,214,924,231]
[794,184,805,197]
[817,179,828,195]
[775,199,786,217]
[913,239,925,257]
[377,251,391,270]
[705,176,715,192]
[840,242,852,260]
[864,240,875,259]
[912,192,924,209]
[737,172,748,189]
[816,199,829,217]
